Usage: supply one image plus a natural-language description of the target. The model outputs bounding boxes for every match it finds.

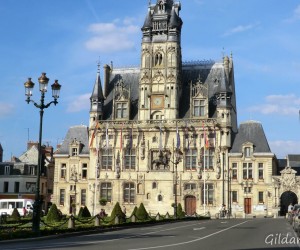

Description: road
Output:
[0,218,299,250]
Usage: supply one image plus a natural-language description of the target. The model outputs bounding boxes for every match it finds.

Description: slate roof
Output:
[102,62,237,133]
[230,120,271,153]
[56,125,89,155]
[18,145,39,165]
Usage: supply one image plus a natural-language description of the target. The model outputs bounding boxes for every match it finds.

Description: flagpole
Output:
[94,122,99,216]
[204,140,206,215]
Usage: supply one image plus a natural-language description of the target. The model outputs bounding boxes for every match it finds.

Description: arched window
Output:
[158,194,163,201]
[143,53,151,68]
[152,182,157,189]
[168,53,176,67]
[154,52,163,66]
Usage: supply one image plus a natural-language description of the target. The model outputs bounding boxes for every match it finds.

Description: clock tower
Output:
[138,0,183,121]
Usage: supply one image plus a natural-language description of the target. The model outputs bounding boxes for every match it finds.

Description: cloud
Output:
[270,140,300,158]
[0,103,14,118]
[248,94,300,115]
[223,22,259,37]
[66,93,90,113]
[283,4,300,23]
[85,19,139,53]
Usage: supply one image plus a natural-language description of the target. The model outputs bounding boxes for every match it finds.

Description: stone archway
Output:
[280,191,298,216]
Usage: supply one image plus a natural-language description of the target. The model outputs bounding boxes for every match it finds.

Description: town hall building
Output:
[52,0,287,218]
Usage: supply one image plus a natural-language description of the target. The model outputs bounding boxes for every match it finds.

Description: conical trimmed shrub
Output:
[110,202,125,222]
[79,206,91,218]
[78,207,84,217]
[131,206,138,217]
[11,208,21,222]
[136,203,149,221]
[46,204,61,223]
[177,203,185,218]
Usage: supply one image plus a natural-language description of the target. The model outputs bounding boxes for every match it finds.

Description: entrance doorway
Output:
[280,191,298,216]
[185,195,196,215]
[244,198,251,214]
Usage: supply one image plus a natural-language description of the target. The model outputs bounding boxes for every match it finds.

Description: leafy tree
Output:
[45,204,61,223]
[136,203,149,221]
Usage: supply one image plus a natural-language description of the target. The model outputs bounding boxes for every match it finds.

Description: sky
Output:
[0,0,300,161]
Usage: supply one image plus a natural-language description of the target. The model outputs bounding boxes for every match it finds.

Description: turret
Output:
[90,64,105,123]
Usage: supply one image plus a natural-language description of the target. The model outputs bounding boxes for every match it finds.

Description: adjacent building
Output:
[0,142,54,212]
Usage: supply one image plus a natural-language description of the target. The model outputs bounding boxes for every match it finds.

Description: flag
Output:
[176,122,180,149]
[213,126,216,148]
[89,121,99,147]
[120,124,123,151]
[105,123,109,149]
[202,122,209,149]
[159,123,163,151]
[128,125,133,150]
[185,121,189,150]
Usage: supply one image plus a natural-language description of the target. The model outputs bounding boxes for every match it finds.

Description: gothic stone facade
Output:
[53,0,280,217]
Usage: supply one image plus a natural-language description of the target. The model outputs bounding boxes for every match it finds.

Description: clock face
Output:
[151,95,164,109]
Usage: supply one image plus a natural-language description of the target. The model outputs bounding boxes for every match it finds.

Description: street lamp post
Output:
[173,149,183,219]
[222,151,225,207]
[24,73,61,234]
[156,148,182,219]
[71,168,79,215]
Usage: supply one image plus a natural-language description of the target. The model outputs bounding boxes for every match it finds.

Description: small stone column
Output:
[68,215,75,229]
[95,215,100,226]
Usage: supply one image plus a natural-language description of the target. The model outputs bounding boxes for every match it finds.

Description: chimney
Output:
[103,64,111,98]
[27,141,39,150]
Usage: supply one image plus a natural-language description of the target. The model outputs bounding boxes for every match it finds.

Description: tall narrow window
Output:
[202,183,214,205]
[72,148,78,156]
[82,163,88,179]
[193,99,205,117]
[59,189,65,206]
[185,149,197,171]
[4,166,10,175]
[232,191,238,202]
[14,182,20,193]
[232,163,237,180]
[258,191,264,203]
[116,103,127,118]
[101,149,113,170]
[243,163,253,179]
[3,182,9,193]
[201,148,214,169]
[258,163,264,180]
[100,182,112,202]
[61,164,66,179]
[125,149,136,170]
[244,147,251,158]
[124,182,135,203]
[29,166,35,175]
[81,189,86,206]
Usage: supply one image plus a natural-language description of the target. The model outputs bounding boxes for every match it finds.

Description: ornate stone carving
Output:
[280,166,297,191]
